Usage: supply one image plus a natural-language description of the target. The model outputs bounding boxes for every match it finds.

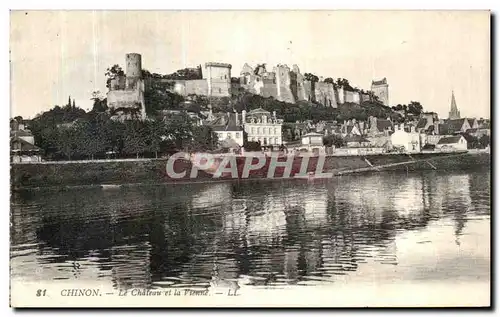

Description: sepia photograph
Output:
[9,10,491,308]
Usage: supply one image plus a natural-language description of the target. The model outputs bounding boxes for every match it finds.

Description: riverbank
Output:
[11,151,490,190]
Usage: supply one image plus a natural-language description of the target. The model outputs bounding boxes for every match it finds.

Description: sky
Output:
[10,10,490,119]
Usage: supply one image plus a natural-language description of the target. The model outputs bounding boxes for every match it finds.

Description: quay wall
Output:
[11,152,490,190]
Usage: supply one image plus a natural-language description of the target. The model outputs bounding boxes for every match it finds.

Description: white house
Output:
[390,124,421,153]
[298,132,325,154]
[436,135,468,151]
[243,108,283,147]
[209,112,244,147]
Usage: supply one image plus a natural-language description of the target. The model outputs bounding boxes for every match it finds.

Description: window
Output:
[263,127,267,135]
[236,132,241,138]
[274,128,277,135]
[275,137,279,144]
[257,127,261,134]
[251,127,255,134]
[219,88,222,93]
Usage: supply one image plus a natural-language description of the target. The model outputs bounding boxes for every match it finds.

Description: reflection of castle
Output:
[14,171,484,289]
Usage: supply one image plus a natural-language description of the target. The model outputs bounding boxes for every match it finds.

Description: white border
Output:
[2,1,497,315]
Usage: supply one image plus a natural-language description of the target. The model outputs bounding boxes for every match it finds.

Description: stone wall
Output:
[315,82,337,108]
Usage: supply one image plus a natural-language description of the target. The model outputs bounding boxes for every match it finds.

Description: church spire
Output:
[448,90,461,119]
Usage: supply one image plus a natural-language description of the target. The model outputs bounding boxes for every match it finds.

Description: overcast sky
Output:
[10,10,490,119]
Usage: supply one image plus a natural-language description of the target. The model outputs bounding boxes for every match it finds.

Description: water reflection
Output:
[10,171,490,289]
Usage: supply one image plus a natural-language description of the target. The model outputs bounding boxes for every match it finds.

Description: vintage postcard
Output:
[10,10,491,307]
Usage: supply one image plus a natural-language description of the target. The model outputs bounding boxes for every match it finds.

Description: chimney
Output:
[242,110,246,124]
[410,125,416,133]
[235,112,239,125]
[226,112,230,125]
[273,111,276,119]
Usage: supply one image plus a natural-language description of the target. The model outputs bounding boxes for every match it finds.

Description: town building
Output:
[242,108,283,146]
[209,112,244,147]
[344,135,371,148]
[390,124,421,153]
[10,118,41,163]
[11,137,42,163]
[367,116,393,137]
[416,112,439,134]
[436,135,468,151]
[438,118,473,135]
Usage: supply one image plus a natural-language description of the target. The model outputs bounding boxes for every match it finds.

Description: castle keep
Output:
[371,78,389,106]
[107,53,147,119]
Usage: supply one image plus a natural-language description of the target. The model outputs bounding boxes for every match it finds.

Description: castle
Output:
[172,62,383,108]
[371,78,389,106]
[107,53,390,115]
[107,53,147,120]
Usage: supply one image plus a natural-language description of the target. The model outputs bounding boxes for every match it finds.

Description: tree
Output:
[122,120,147,158]
[143,120,165,158]
[143,70,185,114]
[90,91,108,114]
[408,101,424,116]
[244,141,261,151]
[254,64,267,75]
[56,127,79,160]
[479,134,490,148]
[336,78,351,89]
[304,73,319,83]
[105,64,125,89]
[188,125,218,152]
[323,134,345,148]
[164,67,202,80]
[323,77,336,87]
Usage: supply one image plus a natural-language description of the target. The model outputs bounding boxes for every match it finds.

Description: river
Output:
[10,170,490,305]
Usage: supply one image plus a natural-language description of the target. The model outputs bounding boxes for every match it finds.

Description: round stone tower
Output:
[126,53,142,78]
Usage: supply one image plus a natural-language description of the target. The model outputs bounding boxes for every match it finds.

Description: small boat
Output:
[101,184,121,190]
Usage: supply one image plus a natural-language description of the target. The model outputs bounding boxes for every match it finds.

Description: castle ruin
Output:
[107,53,147,120]
[107,53,388,116]
[371,78,389,106]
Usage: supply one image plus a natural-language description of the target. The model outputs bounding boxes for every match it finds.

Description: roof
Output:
[205,62,232,69]
[248,107,271,115]
[11,137,41,152]
[467,118,477,127]
[437,136,463,144]
[220,137,241,149]
[446,119,466,132]
[11,129,33,137]
[209,112,243,131]
[466,128,478,133]
[302,132,323,137]
[344,135,370,143]
[372,78,387,86]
